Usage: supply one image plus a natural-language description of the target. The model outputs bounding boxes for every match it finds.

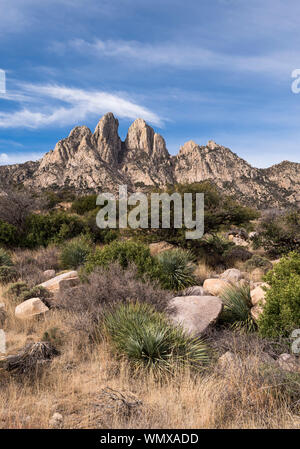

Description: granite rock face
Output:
[0,113,299,208]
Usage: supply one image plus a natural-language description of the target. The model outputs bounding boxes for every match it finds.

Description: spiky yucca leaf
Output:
[156,248,196,291]
[220,284,256,332]
[103,302,208,374]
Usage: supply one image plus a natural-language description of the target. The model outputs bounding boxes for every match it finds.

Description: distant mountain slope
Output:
[0,112,299,208]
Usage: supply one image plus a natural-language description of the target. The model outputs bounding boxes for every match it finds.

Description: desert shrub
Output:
[0,220,19,246]
[24,212,87,248]
[220,284,256,332]
[244,255,272,272]
[0,266,18,284]
[258,252,300,337]
[253,210,300,257]
[103,302,209,374]
[85,240,158,278]
[5,282,29,302]
[13,246,60,287]
[42,327,65,348]
[19,286,51,307]
[0,190,40,231]
[60,235,92,269]
[223,246,252,267]
[0,248,13,266]
[60,263,171,337]
[155,249,196,291]
[197,234,235,267]
[71,194,98,215]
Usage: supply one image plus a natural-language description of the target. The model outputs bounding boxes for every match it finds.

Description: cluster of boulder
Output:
[169,267,269,336]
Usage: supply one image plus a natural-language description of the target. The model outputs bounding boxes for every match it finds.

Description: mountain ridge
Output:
[0,112,299,209]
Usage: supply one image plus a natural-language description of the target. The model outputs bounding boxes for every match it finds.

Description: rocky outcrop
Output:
[0,113,299,208]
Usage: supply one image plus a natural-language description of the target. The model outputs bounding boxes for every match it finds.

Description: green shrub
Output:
[253,210,300,257]
[42,327,65,348]
[258,252,300,337]
[71,194,98,215]
[220,284,256,332]
[60,235,92,269]
[155,249,196,291]
[197,234,235,267]
[0,220,19,246]
[0,265,18,284]
[19,285,51,306]
[24,212,87,247]
[0,248,13,266]
[103,302,209,374]
[85,240,158,278]
[5,281,29,302]
[244,255,273,272]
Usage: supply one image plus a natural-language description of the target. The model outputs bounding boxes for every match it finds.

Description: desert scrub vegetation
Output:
[258,252,300,337]
[59,263,171,338]
[244,254,273,272]
[59,235,92,269]
[253,209,300,257]
[155,248,196,290]
[219,284,256,332]
[103,302,208,375]
[84,240,159,278]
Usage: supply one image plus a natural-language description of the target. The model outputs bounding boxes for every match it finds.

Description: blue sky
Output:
[0,0,299,167]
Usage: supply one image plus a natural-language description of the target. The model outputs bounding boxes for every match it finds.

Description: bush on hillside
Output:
[155,248,196,291]
[258,252,300,337]
[253,210,300,257]
[60,235,92,269]
[60,263,171,338]
[71,194,98,215]
[0,220,19,247]
[85,240,158,278]
[0,266,18,284]
[0,248,13,266]
[244,255,273,272]
[24,212,87,248]
[103,302,209,374]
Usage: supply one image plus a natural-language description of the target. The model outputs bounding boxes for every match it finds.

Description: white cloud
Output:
[68,38,296,78]
[0,151,43,165]
[0,84,162,129]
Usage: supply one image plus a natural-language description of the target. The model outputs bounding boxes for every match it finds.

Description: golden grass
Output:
[0,285,299,429]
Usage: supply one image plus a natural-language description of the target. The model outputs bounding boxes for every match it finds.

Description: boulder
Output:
[39,271,78,294]
[59,277,80,293]
[217,351,240,369]
[179,286,208,297]
[15,298,49,320]
[277,353,300,373]
[203,279,230,296]
[250,304,264,321]
[250,268,265,282]
[220,268,243,283]
[43,269,56,280]
[250,283,270,306]
[168,295,223,336]
[49,412,63,428]
[149,241,175,256]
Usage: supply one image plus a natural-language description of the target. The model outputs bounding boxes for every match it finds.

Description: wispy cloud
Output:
[0,84,162,129]
[66,38,296,78]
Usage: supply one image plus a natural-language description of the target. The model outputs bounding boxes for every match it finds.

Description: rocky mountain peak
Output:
[207,140,219,150]
[93,112,122,165]
[124,118,168,159]
[68,125,92,141]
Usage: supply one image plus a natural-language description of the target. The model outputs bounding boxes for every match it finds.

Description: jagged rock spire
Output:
[125,118,169,159]
[93,112,122,165]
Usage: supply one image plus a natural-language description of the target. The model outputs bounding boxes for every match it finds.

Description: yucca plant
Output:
[103,302,208,375]
[0,247,13,267]
[60,235,92,269]
[156,248,196,291]
[220,284,256,332]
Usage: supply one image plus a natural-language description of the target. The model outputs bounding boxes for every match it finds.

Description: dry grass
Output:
[1,279,299,429]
